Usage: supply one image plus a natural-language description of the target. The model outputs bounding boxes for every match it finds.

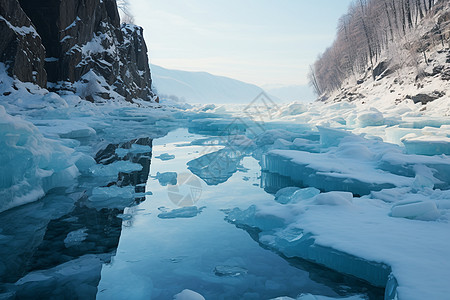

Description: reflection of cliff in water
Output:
[0,137,153,299]
[95,137,153,202]
[187,148,245,185]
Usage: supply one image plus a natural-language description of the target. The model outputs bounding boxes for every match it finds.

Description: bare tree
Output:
[308,65,322,96]
[308,0,446,95]
[117,0,135,24]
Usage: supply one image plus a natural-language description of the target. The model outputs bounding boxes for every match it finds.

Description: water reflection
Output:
[187,148,246,185]
[95,137,153,203]
[97,128,383,300]
[260,170,303,194]
[0,136,153,299]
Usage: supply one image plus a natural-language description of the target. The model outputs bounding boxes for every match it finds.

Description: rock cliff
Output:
[0,0,47,87]
[0,0,155,102]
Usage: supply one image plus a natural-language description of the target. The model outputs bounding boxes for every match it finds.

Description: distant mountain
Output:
[263,84,316,103]
[150,64,265,104]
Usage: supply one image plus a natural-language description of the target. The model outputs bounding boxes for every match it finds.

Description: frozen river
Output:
[2,95,449,300]
[0,127,382,300]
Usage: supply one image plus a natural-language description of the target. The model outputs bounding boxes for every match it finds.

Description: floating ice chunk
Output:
[255,129,298,146]
[292,188,321,202]
[370,187,411,203]
[115,148,129,158]
[155,153,175,161]
[292,138,319,152]
[129,144,152,154]
[173,289,205,300]
[89,161,143,177]
[74,153,96,174]
[275,187,300,204]
[60,127,96,139]
[14,254,103,299]
[263,149,412,196]
[35,120,96,139]
[90,185,134,200]
[356,109,384,127]
[60,138,81,148]
[155,172,177,186]
[274,187,321,205]
[317,126,352,147]
[384,126,421,145]
[158,206,204,219]
[380,151,450,190]
[313,192,353,206]
[189,117,245,134]
[401,134,450,155]
[225,134,255,148]
[43,165,79,192]
[214,265,248,277]
[64,228,88,248]
[412,165,437,190]
[333,141,374,161]
[273,138,293,150]
[227,205,285,231]
[391,200,440,221]
[88,186,135,210]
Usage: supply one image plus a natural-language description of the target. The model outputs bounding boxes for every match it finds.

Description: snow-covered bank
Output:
[227,184,450,299]
[0,73,182,213]
[213,95,450,299]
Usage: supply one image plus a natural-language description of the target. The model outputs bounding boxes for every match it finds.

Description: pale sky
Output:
[129,0,353,87]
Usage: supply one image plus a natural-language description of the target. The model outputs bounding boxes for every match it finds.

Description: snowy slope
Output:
[151,64,265,104]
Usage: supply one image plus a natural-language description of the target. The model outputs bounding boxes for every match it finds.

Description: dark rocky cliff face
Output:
[0,0,155,102]
[0,0,47,87]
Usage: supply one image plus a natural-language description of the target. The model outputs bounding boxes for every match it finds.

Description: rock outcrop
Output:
[0,0,47,87]
[0,0,155,102]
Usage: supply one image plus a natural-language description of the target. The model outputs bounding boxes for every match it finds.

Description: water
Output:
[0,128,383,299]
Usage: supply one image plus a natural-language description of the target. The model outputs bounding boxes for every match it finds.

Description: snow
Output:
[262,141,414,196]
[0,16,38,38]
[218,78,450,299]
[63,17,81,31]
[173,289,205,300]
[227,186,450,299]
[1,51,450,299]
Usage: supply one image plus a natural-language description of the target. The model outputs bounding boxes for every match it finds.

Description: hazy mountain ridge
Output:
[151,64,265,104]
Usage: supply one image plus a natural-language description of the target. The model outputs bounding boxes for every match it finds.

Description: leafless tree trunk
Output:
[117,0,135,24]
[358,0,375,79]
[382,0,394,41]
[308,65,322,96]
